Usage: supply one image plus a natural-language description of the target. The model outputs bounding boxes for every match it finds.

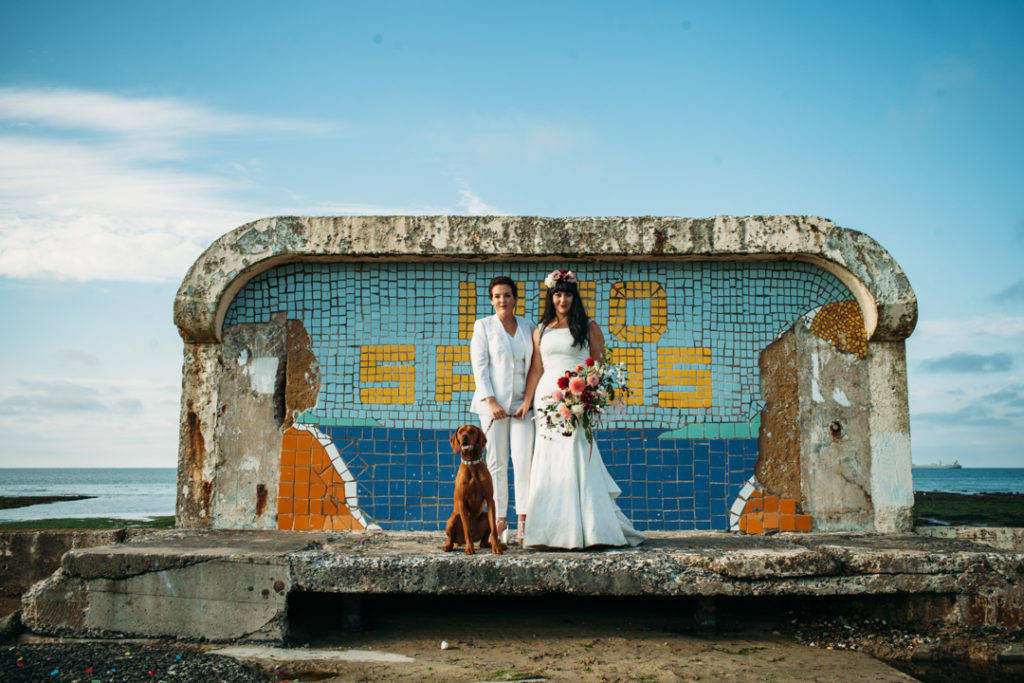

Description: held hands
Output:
[512,400,531,420]
[486,397,507,421]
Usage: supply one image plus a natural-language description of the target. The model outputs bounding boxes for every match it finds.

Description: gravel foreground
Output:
[2,642,267,683]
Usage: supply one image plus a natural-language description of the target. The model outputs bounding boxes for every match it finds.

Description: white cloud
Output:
[909,315,1019,432]
[0,86,329,140]
[0,375,179,466]
[457,188,501,216]
[0,86,498,281]
[0,87,328,281]
[0,135,251,280]
[914,315,1024,340]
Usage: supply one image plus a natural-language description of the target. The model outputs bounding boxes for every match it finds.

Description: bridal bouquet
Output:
[539,353,629,446]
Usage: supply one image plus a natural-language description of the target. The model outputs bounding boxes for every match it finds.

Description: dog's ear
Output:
[450,429,461,453]
[476,428,487,451]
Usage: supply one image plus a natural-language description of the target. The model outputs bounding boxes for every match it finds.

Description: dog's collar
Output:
[461,453,485,464]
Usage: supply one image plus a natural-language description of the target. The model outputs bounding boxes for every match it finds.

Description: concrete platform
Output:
[20,529,1024,643]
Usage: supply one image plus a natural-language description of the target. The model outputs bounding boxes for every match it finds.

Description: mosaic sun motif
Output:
[808,300,867,358]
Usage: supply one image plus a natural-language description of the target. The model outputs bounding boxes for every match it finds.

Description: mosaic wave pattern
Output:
[312,425,758,531]
[224,260,855,530]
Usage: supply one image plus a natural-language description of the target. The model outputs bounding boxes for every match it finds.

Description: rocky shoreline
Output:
[0,495,95,511]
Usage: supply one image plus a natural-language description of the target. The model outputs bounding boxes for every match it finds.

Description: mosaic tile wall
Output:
[223,261,858,531]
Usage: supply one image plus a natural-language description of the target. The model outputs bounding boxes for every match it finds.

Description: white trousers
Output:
[480,415,535,519]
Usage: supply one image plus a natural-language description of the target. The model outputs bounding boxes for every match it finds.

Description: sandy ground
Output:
[7,595,1023,681]
[257,596,922,682]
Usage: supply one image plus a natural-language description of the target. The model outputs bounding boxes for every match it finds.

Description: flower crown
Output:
[544,268,578,289]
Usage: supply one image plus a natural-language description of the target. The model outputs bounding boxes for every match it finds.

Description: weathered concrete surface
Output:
[867,340,914,532]
[21,531,320,642]
[212,316,287,529]
[174,216,917,345]
[0,530,149,598]
[917,526,1024,552]
[757,322,908,531]
[20,529,1023,643]
[756,328,802,501]
[177,314,320,530]
[176,342,219,528]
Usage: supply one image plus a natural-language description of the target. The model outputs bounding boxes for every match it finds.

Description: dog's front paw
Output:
[491,542,504,555]
[442,541,455,552]
[464,544,476,555]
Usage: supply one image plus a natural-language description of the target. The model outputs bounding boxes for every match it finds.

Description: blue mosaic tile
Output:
[226,260,854,530]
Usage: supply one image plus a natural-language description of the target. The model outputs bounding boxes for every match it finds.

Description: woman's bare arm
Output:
[513,326,545,419]
[588,320,605,362]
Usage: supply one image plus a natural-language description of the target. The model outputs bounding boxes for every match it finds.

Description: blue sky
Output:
[0,1,1021,468]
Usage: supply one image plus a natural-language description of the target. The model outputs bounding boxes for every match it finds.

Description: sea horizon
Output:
[1,466,1022,521]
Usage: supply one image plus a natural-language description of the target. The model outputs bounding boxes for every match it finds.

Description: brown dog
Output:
[443,424,505,555]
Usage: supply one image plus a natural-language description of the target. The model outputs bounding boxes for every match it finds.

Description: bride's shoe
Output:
[495,518,507,544]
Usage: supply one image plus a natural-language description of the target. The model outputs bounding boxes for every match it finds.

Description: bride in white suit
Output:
[470,276,536,543]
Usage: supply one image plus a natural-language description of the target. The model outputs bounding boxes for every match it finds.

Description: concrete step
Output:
[19,529,1024,643]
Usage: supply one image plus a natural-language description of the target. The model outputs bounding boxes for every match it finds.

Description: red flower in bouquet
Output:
[538,351,630,456]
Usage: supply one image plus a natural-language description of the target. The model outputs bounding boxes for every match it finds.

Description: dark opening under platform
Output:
[20,529,1024,644]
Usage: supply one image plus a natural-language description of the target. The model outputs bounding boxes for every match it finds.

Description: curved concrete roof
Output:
[174,215,917,344]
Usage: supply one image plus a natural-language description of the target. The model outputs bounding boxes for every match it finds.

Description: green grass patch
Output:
[0,515,175,530]
[914,492,1024,527]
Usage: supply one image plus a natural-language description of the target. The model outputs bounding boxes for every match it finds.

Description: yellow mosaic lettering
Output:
[608,281,668,343]
[539,280,597,317]
[514,280,525,316]
[435,345,476,401]
[657,347,712,408]
[458,281,476,339]
[607,348,644,405]
[360,344,415,404]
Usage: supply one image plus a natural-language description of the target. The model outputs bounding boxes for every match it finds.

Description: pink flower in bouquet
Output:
[557,404,571,419]
[575,363,584,373]
[587,374,600,387]
[569,376,586,393]
[551,389,563,402]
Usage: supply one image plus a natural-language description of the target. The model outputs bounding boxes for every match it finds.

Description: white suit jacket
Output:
[469,314,535,415]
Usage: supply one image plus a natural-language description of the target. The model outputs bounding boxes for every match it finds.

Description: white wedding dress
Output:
[524,326,646,549]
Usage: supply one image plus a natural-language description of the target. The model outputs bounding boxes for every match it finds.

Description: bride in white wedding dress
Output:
[510,269,645,549]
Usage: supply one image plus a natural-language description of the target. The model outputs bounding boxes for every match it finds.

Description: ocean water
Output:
[1,467,1021,521]
[0,468,176,521]
[911,468,1024,495]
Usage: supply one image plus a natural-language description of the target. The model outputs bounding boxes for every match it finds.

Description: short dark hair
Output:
[488,276,518,299]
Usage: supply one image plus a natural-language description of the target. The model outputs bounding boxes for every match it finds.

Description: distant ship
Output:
[912,459,962,470]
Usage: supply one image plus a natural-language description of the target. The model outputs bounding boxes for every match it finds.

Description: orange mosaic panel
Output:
[278,427,364,531]
[809,300,867,358]
[739,489,812,534]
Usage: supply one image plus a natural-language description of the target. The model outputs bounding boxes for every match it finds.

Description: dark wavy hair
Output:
[488,276,518,299]
[541,278,589,348]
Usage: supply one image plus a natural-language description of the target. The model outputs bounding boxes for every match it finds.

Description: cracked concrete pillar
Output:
[868,340,914,532]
